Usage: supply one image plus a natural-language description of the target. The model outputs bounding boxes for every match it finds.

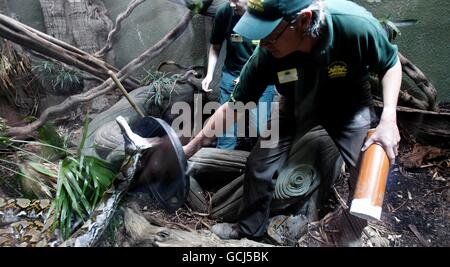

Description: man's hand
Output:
[365,57,402,165]
[183,142,197,159]
[201,76,213,93]
[361,120,400,165]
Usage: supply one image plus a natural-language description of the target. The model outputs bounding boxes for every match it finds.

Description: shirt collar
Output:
[309,8,334,64]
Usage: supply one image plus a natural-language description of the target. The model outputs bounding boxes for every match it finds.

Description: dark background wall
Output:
[354,0,450,102]
[1,0,449,102]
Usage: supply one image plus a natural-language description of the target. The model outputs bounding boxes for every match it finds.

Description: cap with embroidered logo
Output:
[234,0,313,40]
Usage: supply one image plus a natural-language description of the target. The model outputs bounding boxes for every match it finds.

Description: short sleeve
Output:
[364,22,399,74]
[210,4,228,45]
[230,47,275,104]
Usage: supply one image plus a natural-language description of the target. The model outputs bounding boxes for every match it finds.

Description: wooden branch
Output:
[0,14,140,89]
[6,82,112,138]
[95,0,146,58]
[156,60,203,89]
[156,60,203,73]
[5,11,194,138]
[118,12,193,75]
[399,52,437,111]
[108,70,145,118]
[398,90,430,111]
[123,207,273,247]
[373,100,450,116]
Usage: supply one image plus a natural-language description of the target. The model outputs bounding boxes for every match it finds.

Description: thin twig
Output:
[332,186,349,209]
[423,185,450,198]
[308,231,328,245]
[201,220,211,230]
[96,0,146,58]
[391,199,409,213]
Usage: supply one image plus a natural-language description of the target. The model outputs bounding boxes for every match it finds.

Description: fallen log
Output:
[123,207,273,247]
[373,100,450,145]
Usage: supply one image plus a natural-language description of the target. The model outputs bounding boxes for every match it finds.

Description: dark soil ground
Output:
[97,132,449,247]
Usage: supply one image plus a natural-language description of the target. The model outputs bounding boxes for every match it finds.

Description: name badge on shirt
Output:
[277,68,298,84]
[230,34,243,43]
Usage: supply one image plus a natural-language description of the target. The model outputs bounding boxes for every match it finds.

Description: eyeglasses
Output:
[261,16,299,45]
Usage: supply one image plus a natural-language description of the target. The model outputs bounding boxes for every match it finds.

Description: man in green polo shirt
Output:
[185,0,402,245]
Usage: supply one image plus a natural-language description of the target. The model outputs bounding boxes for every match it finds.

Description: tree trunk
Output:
[39,0,113,57]
[39,0,115,113]
[39,0,71,43]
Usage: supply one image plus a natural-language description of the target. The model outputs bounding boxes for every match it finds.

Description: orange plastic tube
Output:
[350,129,391,221]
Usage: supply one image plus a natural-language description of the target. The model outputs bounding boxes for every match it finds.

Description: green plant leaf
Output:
[85,156,116,188]
[60,195,70,239]
[77,114,90,157]
[29,162,58,178]
[64,164,92,213]
[38,123,66,159]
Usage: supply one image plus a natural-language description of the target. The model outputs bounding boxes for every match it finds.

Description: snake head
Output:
[115,116,160,155]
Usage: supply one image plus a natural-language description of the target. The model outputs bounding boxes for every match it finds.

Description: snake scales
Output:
[0,197,61,247]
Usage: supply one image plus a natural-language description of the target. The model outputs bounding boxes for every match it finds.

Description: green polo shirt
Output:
[230,0,398,116]
[210,3,257,76]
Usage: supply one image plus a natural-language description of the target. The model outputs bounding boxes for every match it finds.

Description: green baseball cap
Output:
[234,0,313,40]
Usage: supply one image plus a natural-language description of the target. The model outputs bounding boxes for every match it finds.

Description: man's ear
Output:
[297,10,312,32]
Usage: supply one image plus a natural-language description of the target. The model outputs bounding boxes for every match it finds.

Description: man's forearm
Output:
[380,57,402,122]
[363,56,402,163]
[205,44,221,78]
[185,102,237,157]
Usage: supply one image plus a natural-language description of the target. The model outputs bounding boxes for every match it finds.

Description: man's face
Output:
[260,19,303,58]
[229,0,247,16]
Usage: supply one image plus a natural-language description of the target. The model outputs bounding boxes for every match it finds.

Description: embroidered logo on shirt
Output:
[328,61,348,78]
[277,68,298,84]
[230,34,243,43]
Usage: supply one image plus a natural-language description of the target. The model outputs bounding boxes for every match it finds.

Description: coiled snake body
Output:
[0,197,60,247]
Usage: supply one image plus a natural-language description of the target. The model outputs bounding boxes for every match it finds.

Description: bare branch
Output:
[118,12,193,76]
[373,100,450,115]
[95,0,146,58]
[399,52,438,111]
[398,90,430,111]
[0,14,140,88]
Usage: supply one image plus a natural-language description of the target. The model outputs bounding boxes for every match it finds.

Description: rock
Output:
[363,226,389,247]
[16,198,31,209]
[267,214,309,246]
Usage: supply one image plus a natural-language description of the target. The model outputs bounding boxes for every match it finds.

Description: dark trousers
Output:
[237,97,372,238]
